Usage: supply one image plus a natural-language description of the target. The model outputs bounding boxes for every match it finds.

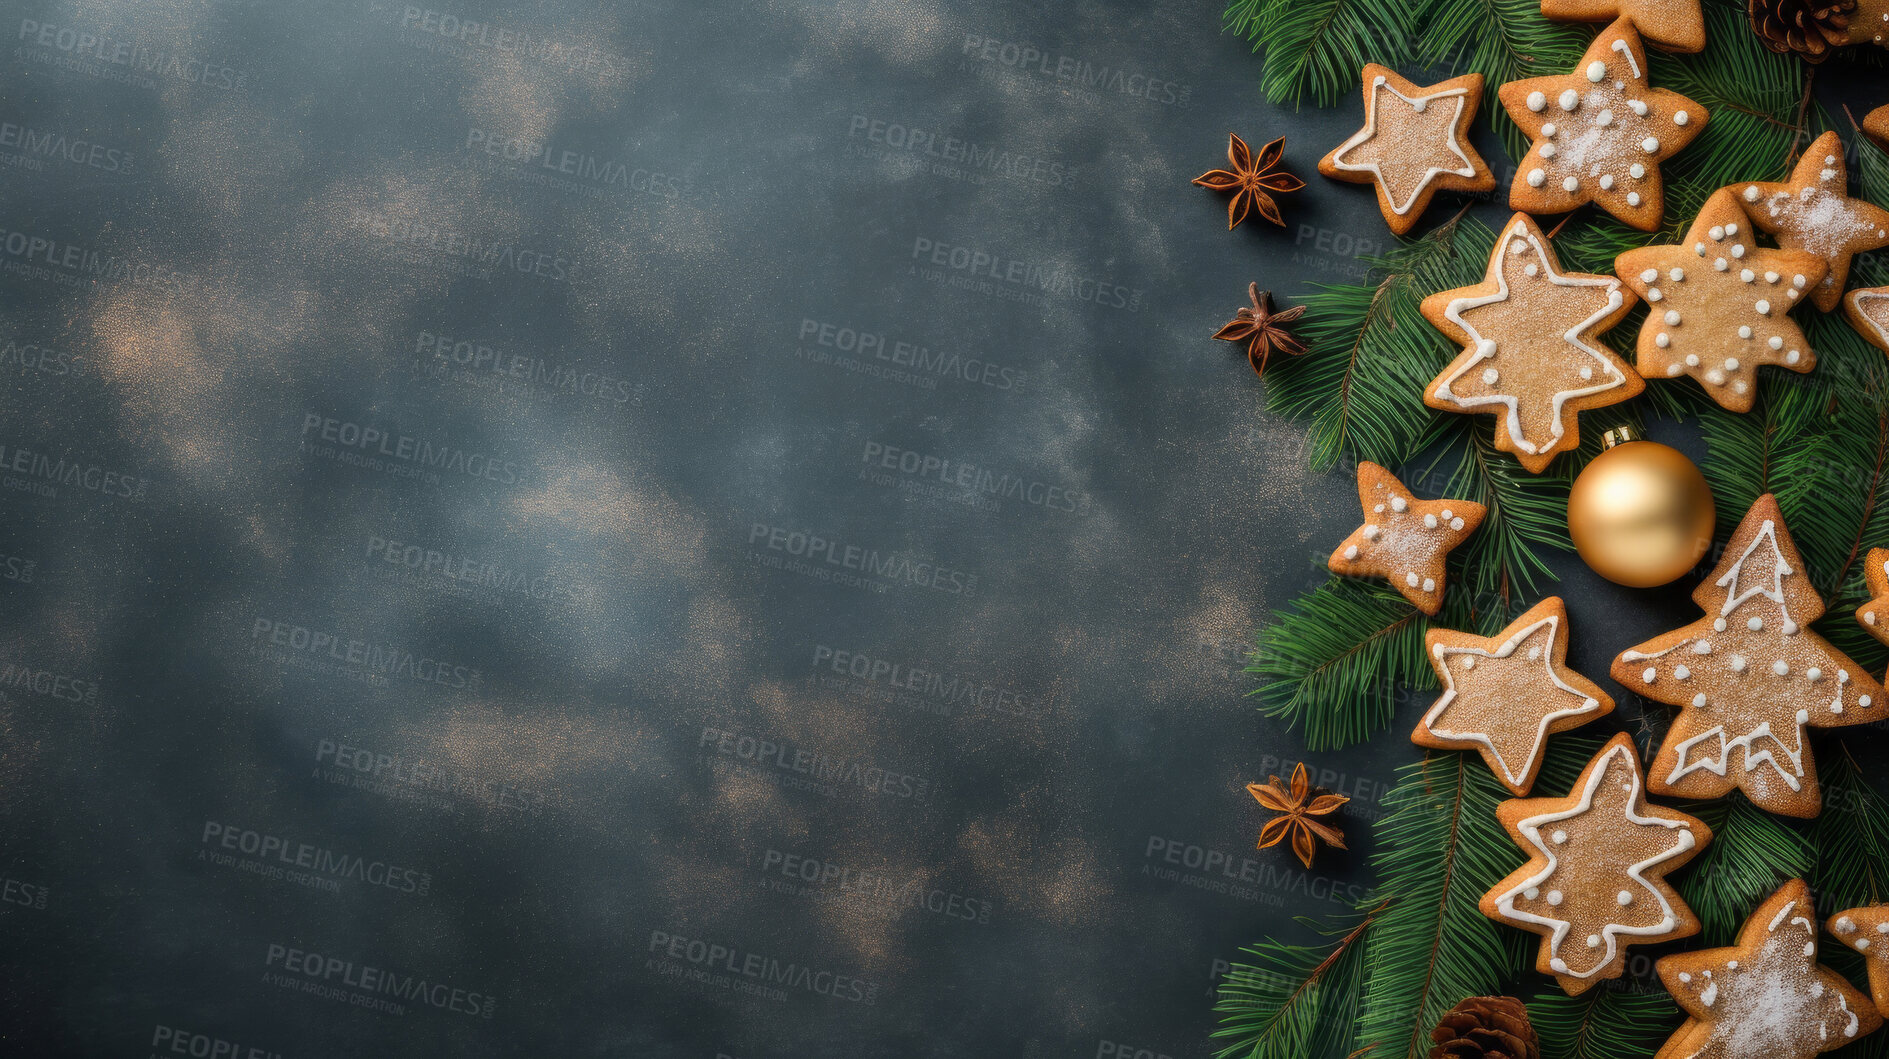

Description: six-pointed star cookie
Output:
[1414,596,1615,794]
[1737,131,1889,312]
[1540,0,1707,52]
[1829,906,1889,1018]
[1318,65,1495,237]
[1498,19,1706,230]
[1844,286,1889,355]
[1857,547,1889,654]
[1421,213,1642,473]
[1327,461,1485,615]
[1616,188,1827,412]
[1657,880,1882,1059]
[1481,733,1709,996]
[1612,494,1889,818]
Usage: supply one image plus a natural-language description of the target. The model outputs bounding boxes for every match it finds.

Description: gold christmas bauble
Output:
[1567,428,1715,588]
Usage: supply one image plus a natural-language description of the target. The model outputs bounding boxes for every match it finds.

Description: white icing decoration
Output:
[1431,219,1631,456]
[1611,37,1640,78]
[1586,61,1606,82]
[1329,80,1478,215]
[1492,743,1695,981]
[1423,612,1605,785]
[1528,91,1547,112]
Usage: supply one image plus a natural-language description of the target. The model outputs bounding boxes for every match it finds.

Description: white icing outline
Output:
[1493,742,1696,980]
[1620,518,1868,792]
[1424,611,1603,785]
[1852,289,1889,348]
[1330,77,1475,216]
[1610,37,1641,80]
[1433,219,1629,454]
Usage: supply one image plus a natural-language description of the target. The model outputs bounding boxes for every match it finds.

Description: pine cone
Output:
[1427,996,1541,1059]
[1749,0,1856,61]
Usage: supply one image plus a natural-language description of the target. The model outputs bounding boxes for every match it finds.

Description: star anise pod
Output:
[1193,133,1305,229]
[1215,283,1306,376]
[1248,762,1348,869]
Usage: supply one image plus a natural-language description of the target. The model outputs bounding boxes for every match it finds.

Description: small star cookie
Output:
[1828,906,1889,1018]
[1540,0,1707,52]
[1318,66,1495,237]
[1481,733,1709,996]
[1657,879,1882,1059]
[1498,19,1706,231]
[1327,461,1485,615]
[1866,104,1889,151]
[1844,286,1889,355]
[1616,188,1827,413]
[1857,547,1889,652]
[1415,596,1615,794]
[1611,494,1888,818]
[1421,213,1642,474]
[1736,131,1889,313]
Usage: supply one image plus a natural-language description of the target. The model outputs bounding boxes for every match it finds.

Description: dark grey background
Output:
[0,1,1878,1056]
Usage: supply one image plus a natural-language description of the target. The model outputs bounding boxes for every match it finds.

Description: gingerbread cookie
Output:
[1540,0,1706,52]
[1866,104,1889,151]
[1421,213,1642,474]
[1415,597,1615,795]
[1616,188,1827,413]
[1327,461,1485,615]
[1857,547,1889,651]
[1657,879,1881,1059]
[1497,19,1706,231]
[1612,494,1888,818]
[1828,906,1889,1018]
[1319,66,1496,237]
[1737,131,1889,313]
[1844,287,1889,355]
[1481,733,1709,996]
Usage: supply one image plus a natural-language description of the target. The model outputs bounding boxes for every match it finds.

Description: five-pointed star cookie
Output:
[1846,287,1889,355]
[1499,19,1706,231]
[1414,596,1615,794]
[1318,65,1495,237]
[1421,213,1642,473]
[1736,131,1889,312]
[1540,0,1707,52]
[1657,879,1882,1059]
[1829,906,1889,1018]
[1481,733,1710,996]
[1611,494,1889,818]
[1616,188,1827,412]
[1327,461,1485,615]
[1857,547,1889,652]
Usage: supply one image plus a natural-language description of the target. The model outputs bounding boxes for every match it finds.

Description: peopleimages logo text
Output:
[263,944,496,1018]
[648,930,880,1004]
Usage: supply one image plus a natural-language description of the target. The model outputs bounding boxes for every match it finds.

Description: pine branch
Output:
[1247,572,1440,751]
[1223,0,1414,108]
[1674,793,1815,944]
[1526,987,1681,1059]
[1352,741,1597,1059]
[1435,419,1585,602]
[1811,745,1889,911]
[1264,216,1493,471]
[1212,902,1387,1059]
[1415,0,1589,159]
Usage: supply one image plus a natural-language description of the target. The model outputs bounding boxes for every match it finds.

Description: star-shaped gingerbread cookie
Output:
[1612,494,1888,818]
[1415,596,1615,794]
[1858,547,1889,652]
[1829,906,1889,1018]
[1318,66,1495,237]
[1867,104,1889,151]
[1616,189,1827,413]
[1498,19,1706,231]
[1657,879,1882,1059]
[1421,213,1642,473]
[1540,0,1707,51]
[1844,286,1889,355]
[1481,733,1709,996]
[1736,131,1889,313]
[1327,461,1485,615]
